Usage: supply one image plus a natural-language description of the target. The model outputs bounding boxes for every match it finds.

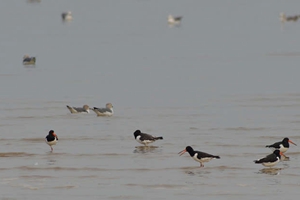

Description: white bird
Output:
[92,103,113,116]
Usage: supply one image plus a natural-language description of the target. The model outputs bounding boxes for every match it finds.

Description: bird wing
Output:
[266,141,281,148]
[195,151,218,159]
[256,153,277,163]
[93,107,112,113]
[139,133,155,141]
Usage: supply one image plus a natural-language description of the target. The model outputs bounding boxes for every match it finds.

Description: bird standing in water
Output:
[45,130,58,152]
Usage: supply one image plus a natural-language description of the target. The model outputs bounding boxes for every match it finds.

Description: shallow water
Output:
[1,0,300,200]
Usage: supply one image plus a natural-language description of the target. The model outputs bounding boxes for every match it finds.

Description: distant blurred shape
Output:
[280,12,300,23]
[27,0,41,3]
[168,14,182,27]
[23,55,36,65]
[62,11,73,21]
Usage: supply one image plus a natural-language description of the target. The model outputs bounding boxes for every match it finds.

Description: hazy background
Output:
[0,1,300,200]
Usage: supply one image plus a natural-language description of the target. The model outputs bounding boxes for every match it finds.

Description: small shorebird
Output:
[168,14,182,26]
[265,137,297,157]
[62,11,73,21]
[92,103,113,116]
[280,13,300,23]
[66,105,90,113]
[133,130,163,146]
[23,55,36,65]
[45,130,58,152]
[254,150,282,168]
[179,146,220,167]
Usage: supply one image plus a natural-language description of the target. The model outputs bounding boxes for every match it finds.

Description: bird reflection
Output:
[133,146,160,154]
[47,159,56,165]
[258,168,282,175]
[184,169,211,177]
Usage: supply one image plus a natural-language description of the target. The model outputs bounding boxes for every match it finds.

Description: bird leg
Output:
[50,146,53,152]
[200,163,204,168]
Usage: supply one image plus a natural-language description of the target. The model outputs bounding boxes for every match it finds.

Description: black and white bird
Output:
[179,146,220,167]
[254,150,282,168]
[133,130,163,146]
[265,137,297,156]
[66,105,90,113]
[62,11,72,21]
[23,55,36,65]
[45,130,58,152]
[92,103,113,116]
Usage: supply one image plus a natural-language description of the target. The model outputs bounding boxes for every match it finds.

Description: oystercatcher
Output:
[66,105,90,113]
[92,103,113,116]
[254,150,282,168]
[133,130,163,146]
[178,146,220,167]
[265,137,297,156]
[45,130,58,152]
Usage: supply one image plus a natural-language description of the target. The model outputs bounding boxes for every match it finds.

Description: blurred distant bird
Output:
[280,12,300,23]
[168,14,182,26]
[62,11,73,21]
[66,105,90,113]
[23,55,36,65]
[92,103,113,116]
[45,130,58,152]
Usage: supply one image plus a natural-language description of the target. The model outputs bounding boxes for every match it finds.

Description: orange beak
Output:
[178,149,187,156]
[53,133,58,140]
[280,152,284,156]
[288,140,297,146]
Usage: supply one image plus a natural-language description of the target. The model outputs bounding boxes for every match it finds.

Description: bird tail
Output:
[214,156,220,159]
[254,160,261,164]
[154,137,163,140]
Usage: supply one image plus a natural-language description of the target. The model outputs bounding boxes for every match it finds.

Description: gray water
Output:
[1,0,300,199]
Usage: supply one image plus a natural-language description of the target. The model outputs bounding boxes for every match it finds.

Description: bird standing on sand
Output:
[45,130,58,152]
[133,130,163,146]
[179,146,220,167]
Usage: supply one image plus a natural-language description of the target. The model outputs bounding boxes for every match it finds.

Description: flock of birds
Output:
[66,103,113,116]
[24,3,296,169]
[22,12,182,66]
[44,102,114,151]
[45,125,297,168]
